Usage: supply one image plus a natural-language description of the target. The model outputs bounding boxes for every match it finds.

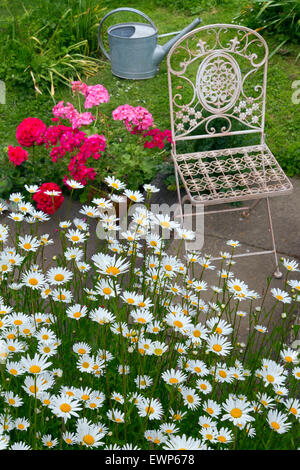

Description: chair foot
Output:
[274,268,283,279]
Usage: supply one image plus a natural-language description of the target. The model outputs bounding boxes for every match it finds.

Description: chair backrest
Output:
[167,24,268,151]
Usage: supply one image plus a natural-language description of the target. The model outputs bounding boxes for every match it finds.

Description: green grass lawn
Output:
[1,0,299,182]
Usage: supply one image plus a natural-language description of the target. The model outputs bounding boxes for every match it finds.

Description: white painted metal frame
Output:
[167,24,293,277]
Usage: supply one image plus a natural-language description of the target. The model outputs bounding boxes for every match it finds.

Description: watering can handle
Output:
[98,7,158,60]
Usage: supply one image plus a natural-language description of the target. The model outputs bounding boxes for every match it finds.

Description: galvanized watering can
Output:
[98,7,201,79]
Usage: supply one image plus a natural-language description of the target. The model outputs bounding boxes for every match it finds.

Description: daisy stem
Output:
[66,189,74,219]
[33,376,37,450]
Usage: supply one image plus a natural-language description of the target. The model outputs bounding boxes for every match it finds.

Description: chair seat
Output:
[174,144,293,206]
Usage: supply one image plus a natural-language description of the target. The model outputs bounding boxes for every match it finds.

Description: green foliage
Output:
[0,0,299,191]
[236,0,300,43]
[108,142,166,190]
[154,0,237,15]
[0,146,62,200]
[0,0,106,94]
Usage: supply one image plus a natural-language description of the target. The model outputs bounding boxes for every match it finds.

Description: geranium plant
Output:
[1,81,172,202]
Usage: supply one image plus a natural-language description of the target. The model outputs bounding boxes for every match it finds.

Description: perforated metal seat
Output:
[175,144,292,206]
[167,24,293,277]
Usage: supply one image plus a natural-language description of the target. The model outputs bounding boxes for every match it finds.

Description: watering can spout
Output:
[153,17,202,66]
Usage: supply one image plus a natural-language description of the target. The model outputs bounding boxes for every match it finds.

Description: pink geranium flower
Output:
[112,104,154,134]
[71,81,110,108]
[52,101,95,129]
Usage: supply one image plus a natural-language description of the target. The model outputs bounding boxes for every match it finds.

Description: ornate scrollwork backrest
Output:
[167,24,268,143]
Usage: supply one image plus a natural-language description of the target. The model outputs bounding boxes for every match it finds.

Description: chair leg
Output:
[174,166,184,227]
[265,197,282,279]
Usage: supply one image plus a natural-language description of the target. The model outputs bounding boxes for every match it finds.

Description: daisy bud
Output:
[192,350,198,355]
[221,304,226,309]
[108,432,113,436]
[239,349,243,353]
[128,347,134,353]
[237,342,240,346]
[240,343,246,348]
[255,307,261,312]
[52,256,57,260]
[281,313,287,319]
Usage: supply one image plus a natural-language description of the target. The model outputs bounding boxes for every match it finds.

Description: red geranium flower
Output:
[33,182,64,215]
[8,145,28,166]
[16,117,47,147]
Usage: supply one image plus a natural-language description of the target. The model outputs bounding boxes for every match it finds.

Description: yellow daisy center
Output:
[154,348,163,356]
[83,435,95,446]
[60,403,71,413]
[106,266,120,276]
[145,406,154,415]
[103,287,112,295]
[271,421,280,431]
[169,378,178,384]
[230,408,242,418]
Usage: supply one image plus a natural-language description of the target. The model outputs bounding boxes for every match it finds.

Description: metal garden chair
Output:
[167,24,293,278]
